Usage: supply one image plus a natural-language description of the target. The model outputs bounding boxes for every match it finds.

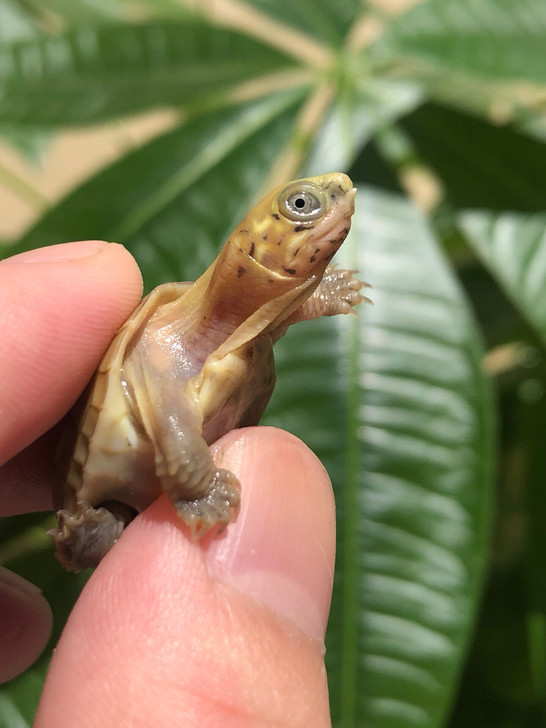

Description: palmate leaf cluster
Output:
[0,0,545,725]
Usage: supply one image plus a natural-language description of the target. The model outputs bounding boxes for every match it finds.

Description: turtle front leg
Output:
[272,265,371,341]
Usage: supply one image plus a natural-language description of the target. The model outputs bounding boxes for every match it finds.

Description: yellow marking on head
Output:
[231,173,355,279]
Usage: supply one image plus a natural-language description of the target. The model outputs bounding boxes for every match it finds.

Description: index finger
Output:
[0,241,142,512]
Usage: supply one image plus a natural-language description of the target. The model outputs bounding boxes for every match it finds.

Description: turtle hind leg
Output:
[140,394,241,539]
[171,468,241,539]
[126,361,242,540]
[49,500,131,571]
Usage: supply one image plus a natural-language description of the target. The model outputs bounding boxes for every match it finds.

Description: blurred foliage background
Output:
[0,0,545,725]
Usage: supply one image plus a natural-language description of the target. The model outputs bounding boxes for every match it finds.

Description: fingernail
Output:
[0,568,53,683]
[0,566,44,600]
[208,427,336,643]
[3,240,110,265]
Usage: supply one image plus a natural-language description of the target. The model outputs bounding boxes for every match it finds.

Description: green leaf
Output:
[400,103,546,213]
[17,0,124,26]
[0,0,42,43]
[0,659,47,728]
[329,186,493,726]
[378,0,546,84]
[459,211,546,344]
[522,380,546,713]
[246,0,360,47]
[0,20,297,126]
[0,123,51,161]
[303,79,422,176]
[0,1,53,158]
[450,564,536,728]
[263,184,495,726]
[9,91,304,289]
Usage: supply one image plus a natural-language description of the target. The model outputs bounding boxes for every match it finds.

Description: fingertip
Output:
[36,428,335,726]
[209,426,336,642]
[0,568,52,683]
[0,241,143,463]
[3,240,110,264]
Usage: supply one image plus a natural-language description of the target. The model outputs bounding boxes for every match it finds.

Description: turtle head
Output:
[232,173,356,281]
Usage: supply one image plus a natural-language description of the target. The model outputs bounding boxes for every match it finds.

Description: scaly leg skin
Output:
[49,500,126,571]
[297,265,372,319]
[123,350,242,540]
[144,396,241,539]
[273,265,372,341]
[173,468,241,539]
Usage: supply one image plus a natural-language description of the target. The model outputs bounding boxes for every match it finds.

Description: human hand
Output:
[0,241,336,727]
[0,240,143,682]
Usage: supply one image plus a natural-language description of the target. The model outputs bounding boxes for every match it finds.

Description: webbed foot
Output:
[173,468,241,539]
[272,265,371,341]
[313,264,372,315]
[49,499,128,571]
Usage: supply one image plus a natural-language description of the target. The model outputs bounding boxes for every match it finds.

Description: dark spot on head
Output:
[328,231,348,245]
[237,266,246,278]
[268,278,274,284]
[244,345,254,361]
[294,225,312,232]
[309,247,320,263]
[292,247,300,258]
[240,228,249,234]
[271,213,280,220]
[282,266,297,275]
[249,242,255,258]
[262,234,268,241]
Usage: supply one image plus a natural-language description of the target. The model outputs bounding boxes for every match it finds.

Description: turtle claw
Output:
[274,265,371,336]
[319,265,373,312]
[50,500,126,571]
[173,468,241,539]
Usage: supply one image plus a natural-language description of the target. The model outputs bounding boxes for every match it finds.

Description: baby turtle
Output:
[51,172,367,571]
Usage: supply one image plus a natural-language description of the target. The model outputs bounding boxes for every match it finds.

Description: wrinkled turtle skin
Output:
[51,172,368,571]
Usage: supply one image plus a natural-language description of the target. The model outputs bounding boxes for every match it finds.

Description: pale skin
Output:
[0,241,336,727]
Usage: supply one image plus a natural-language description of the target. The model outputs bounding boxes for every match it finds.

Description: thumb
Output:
[35,427,335,728]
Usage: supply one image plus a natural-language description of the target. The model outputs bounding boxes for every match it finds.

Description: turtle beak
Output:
[346,187,357,216]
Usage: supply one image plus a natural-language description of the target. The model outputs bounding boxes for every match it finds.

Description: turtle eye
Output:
[278,183,327,223]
